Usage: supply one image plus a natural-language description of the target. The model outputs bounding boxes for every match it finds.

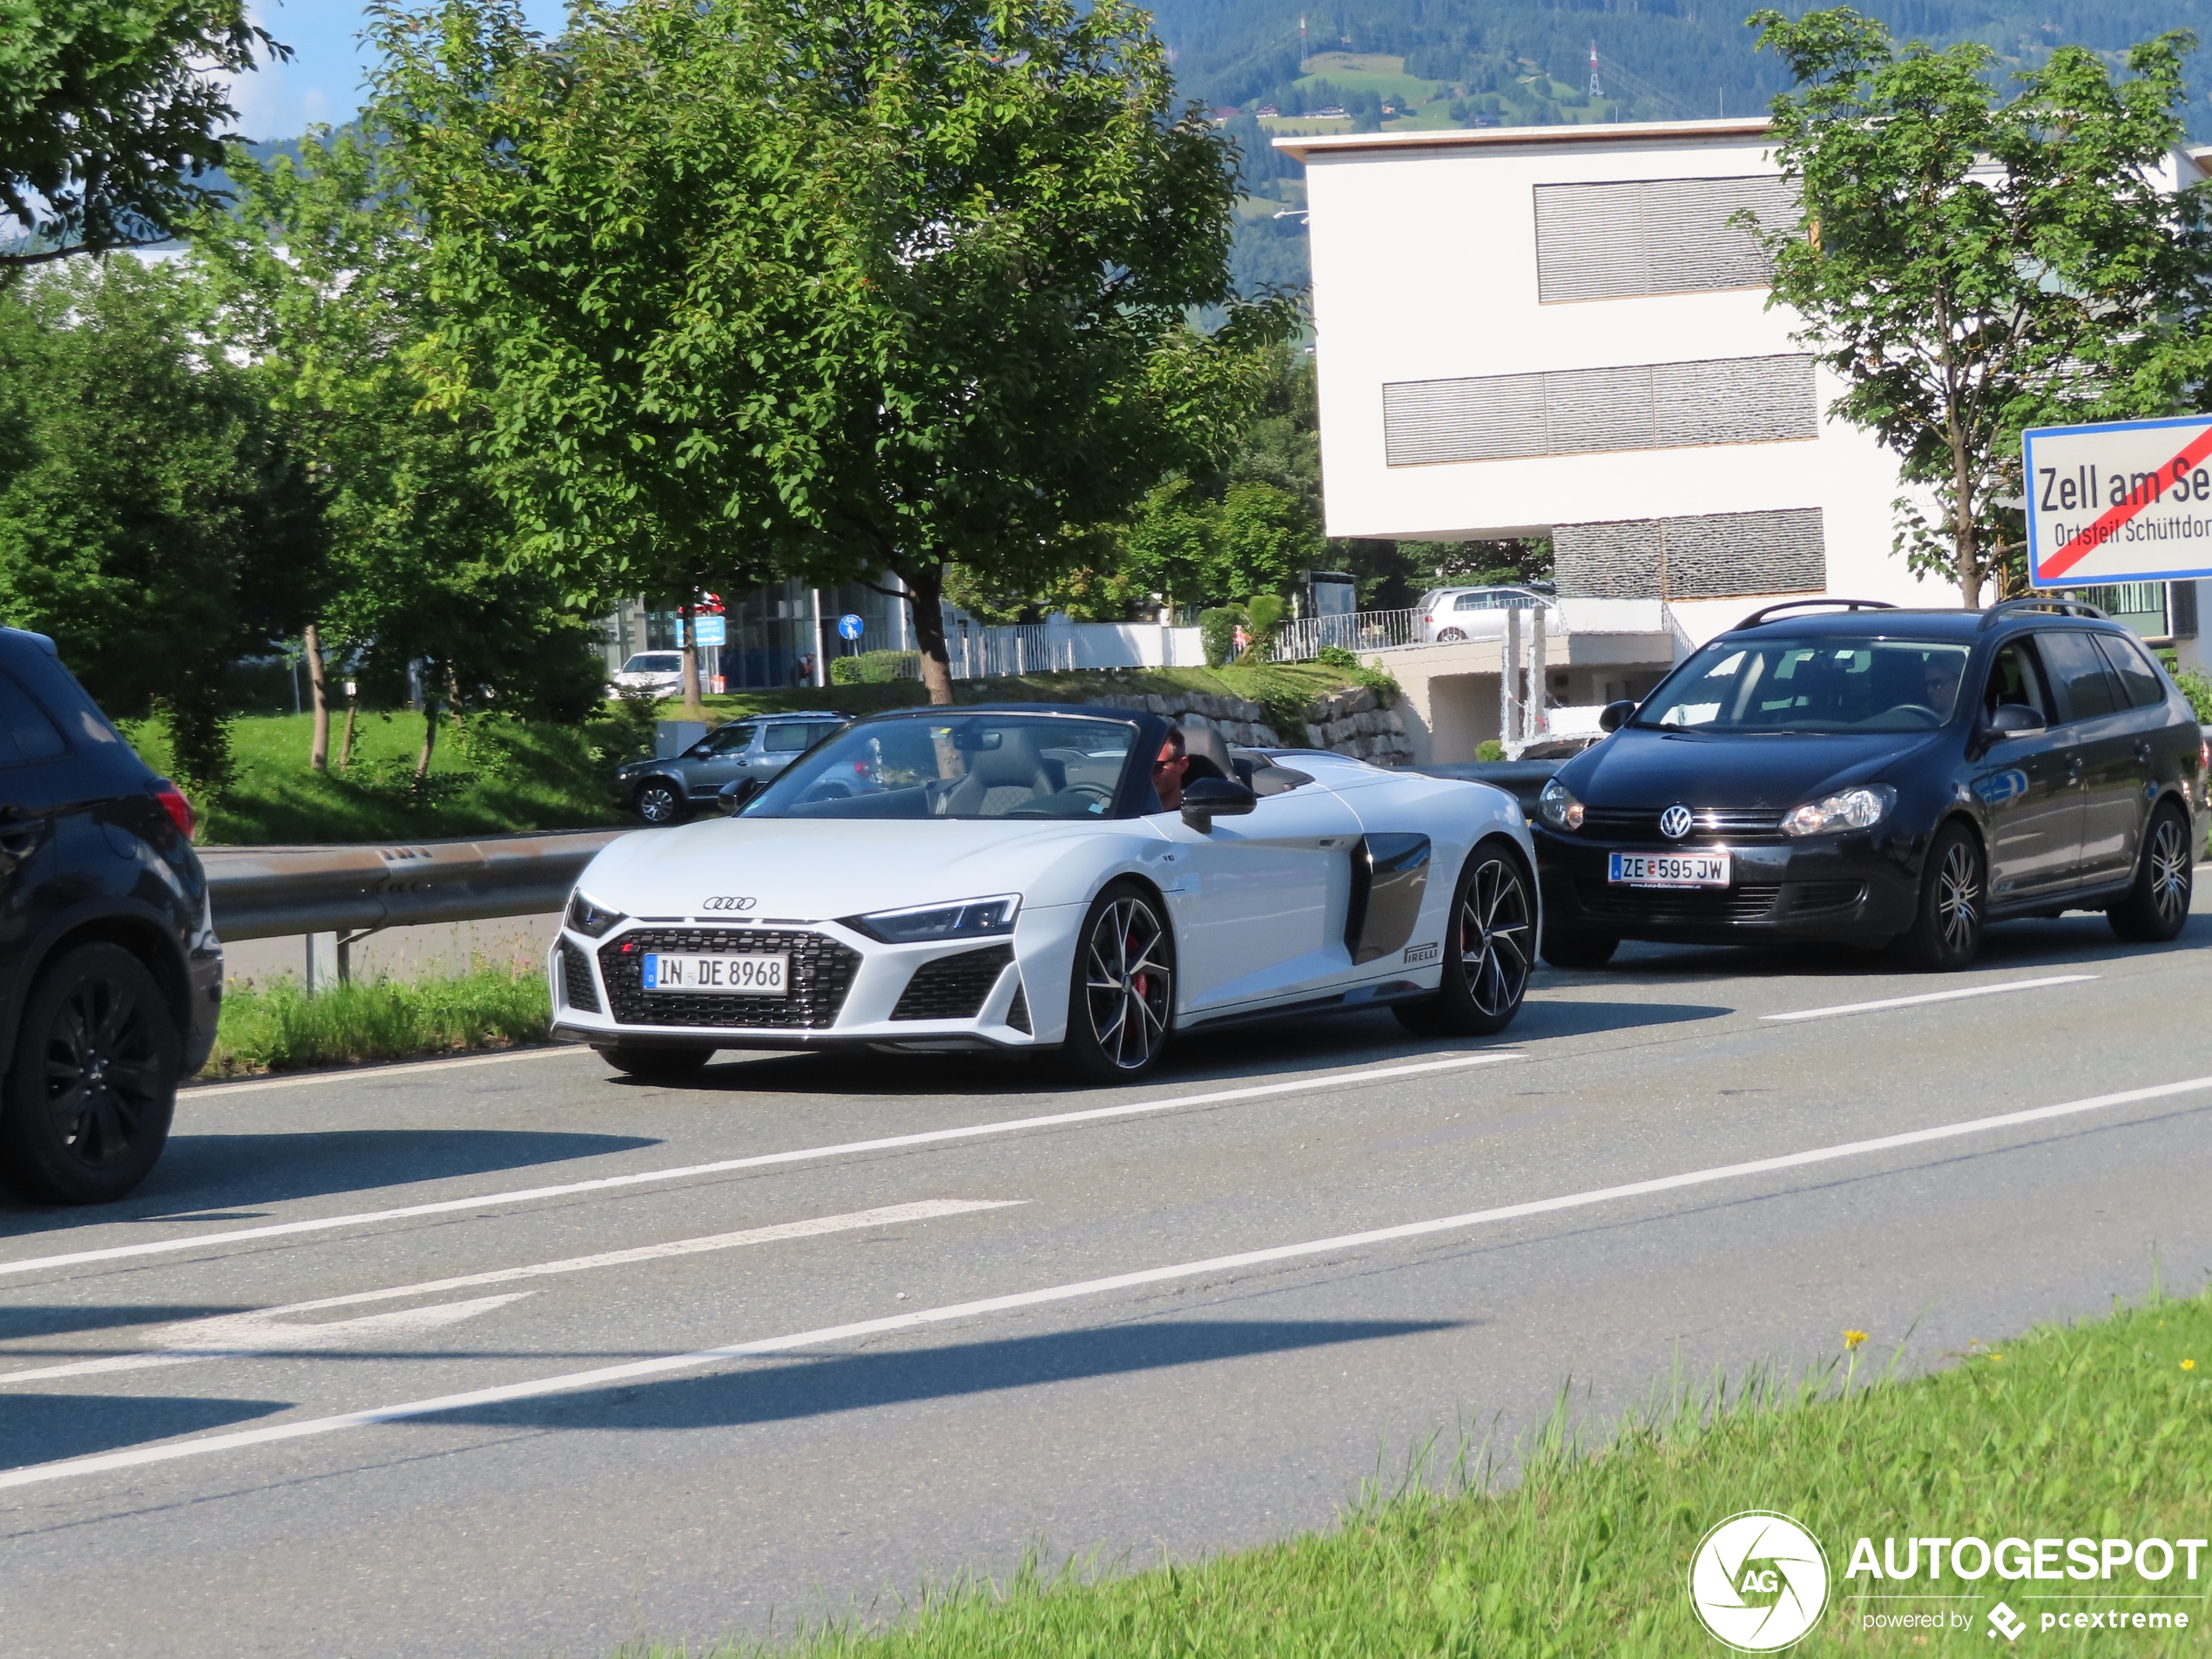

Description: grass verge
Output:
[622,1286,2212,1656]
[200,966,551,1078]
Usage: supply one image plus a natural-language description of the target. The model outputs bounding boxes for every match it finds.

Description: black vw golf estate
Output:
[1532,598,2206,970]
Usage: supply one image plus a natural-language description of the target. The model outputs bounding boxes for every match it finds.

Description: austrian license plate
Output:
[641,952,788,995]
[1608,851,1730,888]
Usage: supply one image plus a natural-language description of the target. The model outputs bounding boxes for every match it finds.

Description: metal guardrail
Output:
[202,827,626,942]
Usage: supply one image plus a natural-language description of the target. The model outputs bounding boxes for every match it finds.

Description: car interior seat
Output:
[940,730,1063,815]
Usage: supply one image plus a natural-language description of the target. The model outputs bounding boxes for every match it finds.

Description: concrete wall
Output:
[1284,120,1953,615]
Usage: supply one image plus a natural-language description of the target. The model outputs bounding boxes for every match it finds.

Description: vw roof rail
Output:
[1731,598,1898,631]
[1978,596,2109,630]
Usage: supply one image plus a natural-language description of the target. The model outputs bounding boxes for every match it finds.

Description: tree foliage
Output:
[0,0,287,268]
[0,258,323,794]
[1750,8,2212,604]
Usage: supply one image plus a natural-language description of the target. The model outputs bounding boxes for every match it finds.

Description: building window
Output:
[1554,508,1827,600]
[1381,354,1818,468]
[1533,175,1797,303]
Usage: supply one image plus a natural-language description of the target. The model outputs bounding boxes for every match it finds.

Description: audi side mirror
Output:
[1599,699,1637,733]
[1986,703,2046,740]
[718,777,761,816]
[1180,775,1257,833]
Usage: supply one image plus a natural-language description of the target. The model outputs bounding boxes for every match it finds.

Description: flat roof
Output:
[1271,116,1772,163]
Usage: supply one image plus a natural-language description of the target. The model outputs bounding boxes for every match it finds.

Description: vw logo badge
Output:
[1659,805,1695,840]
[700,896,757,912]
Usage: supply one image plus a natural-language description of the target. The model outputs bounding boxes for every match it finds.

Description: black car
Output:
[1531,598,2207,970]
[614,710,855,824]
[0,628,219,1204]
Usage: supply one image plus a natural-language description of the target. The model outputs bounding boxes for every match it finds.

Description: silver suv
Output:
[613,711,855,823]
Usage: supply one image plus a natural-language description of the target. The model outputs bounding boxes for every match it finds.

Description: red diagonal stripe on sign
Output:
[2040,424,2212,581]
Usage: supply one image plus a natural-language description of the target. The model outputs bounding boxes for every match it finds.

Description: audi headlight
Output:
[1537,777,1584,831]
[566,890,625,937]
[1780,785,1896,838]
[846,894,1021,943]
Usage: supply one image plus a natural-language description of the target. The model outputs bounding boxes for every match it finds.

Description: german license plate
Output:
[1608,851,1730,888]
[641,952,788,994]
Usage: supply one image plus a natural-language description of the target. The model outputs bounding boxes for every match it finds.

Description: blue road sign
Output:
[837,613,865,642]
[692,616,726,647]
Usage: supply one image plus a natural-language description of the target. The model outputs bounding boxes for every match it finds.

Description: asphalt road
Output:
[6,903,2212,1657]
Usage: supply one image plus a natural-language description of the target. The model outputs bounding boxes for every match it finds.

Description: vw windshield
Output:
[1636,638,1973,733]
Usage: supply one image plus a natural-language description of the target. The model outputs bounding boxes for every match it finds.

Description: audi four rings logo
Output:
[700,896,758,912]
[1660,804,1696,840]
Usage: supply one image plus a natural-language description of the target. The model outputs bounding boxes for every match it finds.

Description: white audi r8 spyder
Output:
[549,705,1538,1082]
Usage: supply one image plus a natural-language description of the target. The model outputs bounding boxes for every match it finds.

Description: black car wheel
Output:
[1064,881,1174,1082]
[596,1043,714,1080]
[1899,820,1985,970]
[1540,927,1619,969]
[1435,627,1467,644]
[0,944,180,1204]
[2107,801,2193,943]
[633,779,685,825]
[1397,840,1534,1037]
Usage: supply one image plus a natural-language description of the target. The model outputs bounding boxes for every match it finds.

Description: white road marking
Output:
[185,1045,594,1096]
[0,1199,1015,1385]
[6,1070,2208,1493]
[0,1054,1519,1280]
[1762,974,2098,1023]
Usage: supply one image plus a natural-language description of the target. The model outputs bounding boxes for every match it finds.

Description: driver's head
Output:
[1922,654,1962,709]
[1154,727,1188,808]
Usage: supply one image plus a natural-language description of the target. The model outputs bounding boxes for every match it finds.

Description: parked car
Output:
[610,651,686,698]
[613,711,855,824]
[552,704,1536,1082]
[1530,597,2207,970]
[0,628,220,1204]
[1416,585,1558,644]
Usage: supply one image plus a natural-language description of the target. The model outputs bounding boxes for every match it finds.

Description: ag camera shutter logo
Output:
[1689,1512,1830,1650]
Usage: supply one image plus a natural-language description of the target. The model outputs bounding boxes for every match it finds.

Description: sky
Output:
[226,1,569,139]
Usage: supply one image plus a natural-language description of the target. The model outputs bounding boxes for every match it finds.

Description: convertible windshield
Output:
[1636,637,1973,733]
[740,713,1142,819]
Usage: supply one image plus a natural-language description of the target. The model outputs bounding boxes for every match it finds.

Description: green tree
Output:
[0,257,324,797]
[368,0,858,719]
[1,1,287,269]
[1749,9,2212,604]
[190,127,609,777]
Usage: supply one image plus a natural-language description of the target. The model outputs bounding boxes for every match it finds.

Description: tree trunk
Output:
[415,691,441,782]
[680,599,706,719]
[900,562,955,706]
[1953,439,1981,609]
[304,624,331,772]
[337,698,358,774]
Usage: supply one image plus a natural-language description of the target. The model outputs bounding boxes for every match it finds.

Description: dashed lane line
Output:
[1762,974,2097,1023]
[6,1069,2208,1493]
[0,1053,1521,1280]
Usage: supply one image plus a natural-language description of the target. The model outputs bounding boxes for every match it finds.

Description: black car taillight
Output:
[151,779,195,839]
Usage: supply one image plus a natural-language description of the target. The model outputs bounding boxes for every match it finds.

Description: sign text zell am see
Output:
[2025,414,2212,588]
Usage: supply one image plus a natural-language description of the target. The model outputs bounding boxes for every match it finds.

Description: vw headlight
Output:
[1780,785,1896,838]
[846,894,1021,943]
[566,890,625,937]
[1537,778,1584,831]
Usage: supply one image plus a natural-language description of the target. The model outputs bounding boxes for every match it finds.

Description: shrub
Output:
[831,650,916,685]
[1313,644,1359,669]
[2172,667,2212,724]
[1475,738,1505,760]
[1198,607,1244,669]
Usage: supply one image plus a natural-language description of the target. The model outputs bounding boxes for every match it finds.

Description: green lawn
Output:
[145,664,1380,846]
[622,1285,2212,1656]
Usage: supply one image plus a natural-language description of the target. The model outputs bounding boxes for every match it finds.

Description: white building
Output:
[1279,118,2212,649]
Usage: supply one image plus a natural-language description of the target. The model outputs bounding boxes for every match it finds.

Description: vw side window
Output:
[2036,631,2124,723]
[1983,640,2055,724]
[2094,634,2167,711]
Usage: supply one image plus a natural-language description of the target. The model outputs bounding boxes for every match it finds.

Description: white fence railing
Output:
[852,618,1208,681]
[1267,608,1422,663]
